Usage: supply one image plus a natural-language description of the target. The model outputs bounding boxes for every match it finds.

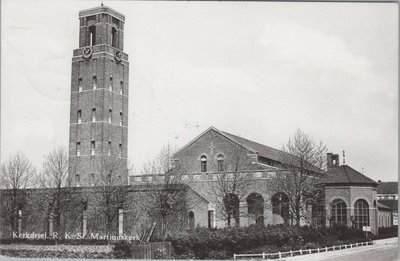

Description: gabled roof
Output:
[172,126,322,173]
[172,126,258,158]
[320,165,378,186]
[377,182,398,194]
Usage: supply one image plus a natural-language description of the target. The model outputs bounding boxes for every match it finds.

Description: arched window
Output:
[92,76,97,90]
[208,210,214,229]
[224,193,240,227]
[75,174,80,187]
[217,154,224,172]
[247,193,264,227]
[330,199,347,226]
[188,211,195,230]
[200,155,207,172]
[90,173,95,187]
[88,26,96,46]
[312,205,325,227]
[354,199,369,230]
[111,27,118,48]
[272,192,289,225]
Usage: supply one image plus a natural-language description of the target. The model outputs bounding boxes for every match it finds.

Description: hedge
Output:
[0,249,113,259]
[170,225,367,259]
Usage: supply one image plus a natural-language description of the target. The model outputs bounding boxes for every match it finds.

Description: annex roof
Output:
[320,165,378,186]
[377,201,392,210]
[377,182,398,194]
[378,199,398,210]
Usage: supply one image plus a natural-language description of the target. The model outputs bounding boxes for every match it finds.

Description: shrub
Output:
[113,241,133,258]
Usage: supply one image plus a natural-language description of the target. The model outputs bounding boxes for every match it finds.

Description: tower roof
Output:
[79,5,125,21]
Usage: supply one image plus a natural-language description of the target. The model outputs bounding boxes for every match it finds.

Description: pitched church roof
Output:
[320,165,378,186]
[220,130,285,163]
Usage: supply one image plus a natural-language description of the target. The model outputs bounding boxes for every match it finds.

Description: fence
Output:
[233,241,374,260]
[131,241,173,259]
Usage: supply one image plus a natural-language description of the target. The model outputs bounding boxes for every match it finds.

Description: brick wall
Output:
[0,185,206,239]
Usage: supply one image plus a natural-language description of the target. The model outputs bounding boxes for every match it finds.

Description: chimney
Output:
[327,153,340,171]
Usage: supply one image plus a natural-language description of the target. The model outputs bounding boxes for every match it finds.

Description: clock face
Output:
[115,49,122,62]
[83,46,92,59]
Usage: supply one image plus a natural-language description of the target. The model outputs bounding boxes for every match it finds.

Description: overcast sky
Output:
[1,0,398,181]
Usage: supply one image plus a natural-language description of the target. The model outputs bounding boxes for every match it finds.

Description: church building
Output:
[131,126,389,235]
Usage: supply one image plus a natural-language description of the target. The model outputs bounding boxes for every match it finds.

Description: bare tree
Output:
[35,146,78,235]
[141,145,190,239]
[0,152,36,234]
[269,129,327,226]
[90,156,128,235]
[210,143,254,227]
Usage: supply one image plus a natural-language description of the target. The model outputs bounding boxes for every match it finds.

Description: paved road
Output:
[282,237,398,261]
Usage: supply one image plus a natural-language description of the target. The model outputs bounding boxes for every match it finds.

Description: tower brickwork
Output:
[69,6,129,187]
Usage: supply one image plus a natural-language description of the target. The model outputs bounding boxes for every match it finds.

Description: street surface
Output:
[281,237,398,261]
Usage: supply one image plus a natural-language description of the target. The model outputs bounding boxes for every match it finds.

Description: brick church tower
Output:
[69,5,129,187]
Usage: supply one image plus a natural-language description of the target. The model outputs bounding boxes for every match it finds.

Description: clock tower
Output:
[69,5,129,186]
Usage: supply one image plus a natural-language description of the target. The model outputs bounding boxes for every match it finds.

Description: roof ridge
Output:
[342,165,351,183]
[220,130,284,154]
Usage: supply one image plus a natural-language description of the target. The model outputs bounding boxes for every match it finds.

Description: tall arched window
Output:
[111,27,118,48]
[217,154,224,172]
[247,193,264,227]
[330,199,347,226]
[200,155,207,172]
[88,26,96,46]
[354,199,369,230]
[271,192,289,225]
[188,211,195,230]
